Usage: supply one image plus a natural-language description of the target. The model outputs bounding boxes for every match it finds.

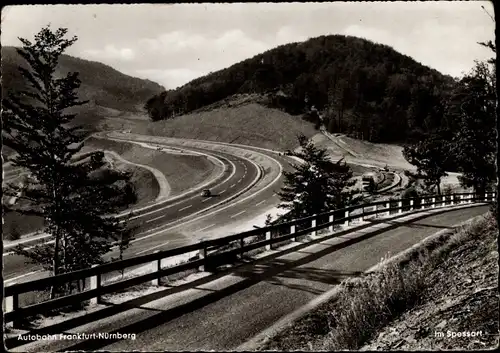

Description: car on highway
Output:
[201,189,212,197]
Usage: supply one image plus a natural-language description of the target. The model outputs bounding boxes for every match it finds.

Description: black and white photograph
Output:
[2,2,498,351]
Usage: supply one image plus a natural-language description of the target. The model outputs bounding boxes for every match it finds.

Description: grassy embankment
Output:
[260,211,498,351]
[83,137,218,197]
[133,101,319,152]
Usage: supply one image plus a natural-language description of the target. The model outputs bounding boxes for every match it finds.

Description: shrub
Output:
[5,221,21,240]
[401,186,419,199]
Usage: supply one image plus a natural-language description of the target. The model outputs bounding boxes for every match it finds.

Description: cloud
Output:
[135,29,274,86]
[135,68,207,89]
[342,22,494,78]
[83,44,136,62]
[274,26,310,46]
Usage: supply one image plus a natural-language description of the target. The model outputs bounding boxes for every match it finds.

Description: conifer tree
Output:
[2,26,134,297]
[277,134,361,221]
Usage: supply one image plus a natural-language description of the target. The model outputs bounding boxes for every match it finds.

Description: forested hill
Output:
[2,46,165,115]
[145,35,456,143]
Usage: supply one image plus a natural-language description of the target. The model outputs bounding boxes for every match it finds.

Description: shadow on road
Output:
[6,205,487,351]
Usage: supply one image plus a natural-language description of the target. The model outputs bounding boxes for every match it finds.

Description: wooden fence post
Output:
[4,294,19,328]
[398,201,403,214]
[328,215,334,232]
[265,231,272,250]
[291,225,296,242]
[409,199,414,211]
[151,250,161,286]
[432,197,436,208]
[198,242,207,272]
[240,237,245,258]
[344,210,349,227]
[311,215,317,237]
[385,202,390,216]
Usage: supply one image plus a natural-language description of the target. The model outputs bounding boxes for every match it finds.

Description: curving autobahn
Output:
[3,137,285,282]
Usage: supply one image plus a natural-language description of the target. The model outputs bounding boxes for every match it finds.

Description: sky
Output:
[1,2,495,90]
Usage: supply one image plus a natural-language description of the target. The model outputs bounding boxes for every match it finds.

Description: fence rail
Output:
[4,191,495,326]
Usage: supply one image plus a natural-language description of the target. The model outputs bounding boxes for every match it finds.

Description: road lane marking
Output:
[202,197,212,203]
[255,200,266,206]
[196,224,216,232]
[136,241,169,255]
[178,205,193,212]
[220,189,226,194]
[230,210,246,218]
[229,184,235,188]
[146,215,165,223]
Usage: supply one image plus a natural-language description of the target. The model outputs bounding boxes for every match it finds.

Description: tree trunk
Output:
[50,227,60,299]
[50,176,61,299]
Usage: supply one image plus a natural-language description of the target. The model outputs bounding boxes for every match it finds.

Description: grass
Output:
[377,172,396,191]
[260,212,497,351]
[113,160,159,208]
[83,137,218,196]
[132,102,319,151]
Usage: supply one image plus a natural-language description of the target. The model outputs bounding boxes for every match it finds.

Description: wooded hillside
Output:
[145,35,456,144]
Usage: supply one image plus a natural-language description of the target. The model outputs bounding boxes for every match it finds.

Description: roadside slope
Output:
[257,212,497,351]
[132,102,318,151]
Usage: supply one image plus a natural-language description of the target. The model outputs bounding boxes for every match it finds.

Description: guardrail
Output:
[4,191,495,327]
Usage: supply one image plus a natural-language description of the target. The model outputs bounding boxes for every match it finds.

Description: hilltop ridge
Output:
[2,46,165,132]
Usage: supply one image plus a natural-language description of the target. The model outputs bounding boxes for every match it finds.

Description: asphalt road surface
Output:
[9,204,488,352]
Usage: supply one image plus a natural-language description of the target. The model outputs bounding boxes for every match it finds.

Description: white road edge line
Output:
[178,205,193,212]
[255,200,266,206]
[231,210,246,218]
